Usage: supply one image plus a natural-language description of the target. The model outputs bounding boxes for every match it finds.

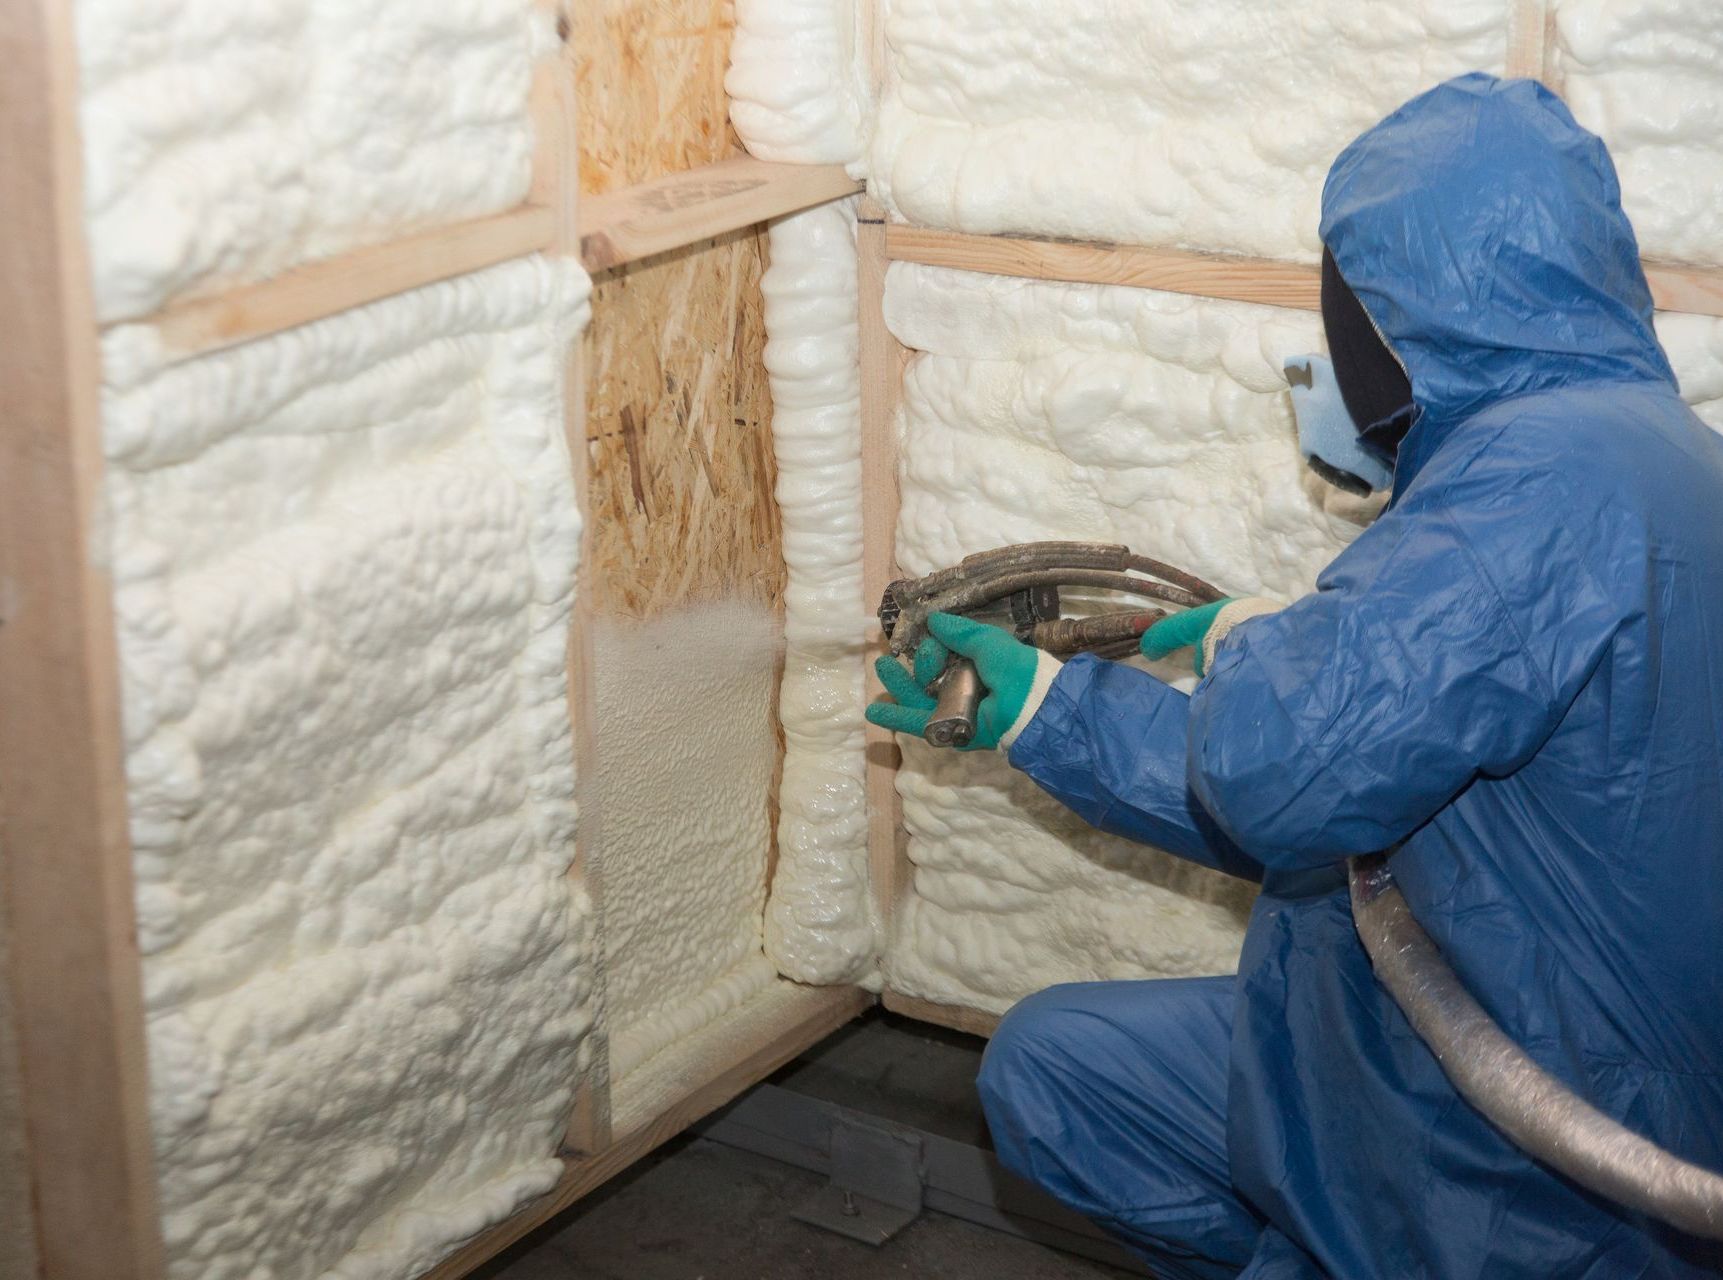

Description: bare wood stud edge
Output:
[529,0,614,1161]
[0,0,167,1273]
[857,198,911,947]
[881,991,1001,1040]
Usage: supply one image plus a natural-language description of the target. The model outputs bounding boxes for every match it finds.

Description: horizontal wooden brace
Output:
[141,205,557,361]
[579,155,862,272]
[887,224,1322,310]
[122,158,860,363]
[881,991,1000,1040]
[886,223,1723,320]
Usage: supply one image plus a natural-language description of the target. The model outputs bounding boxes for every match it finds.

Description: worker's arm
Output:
[1186,449,1620,871]
[1007,656,1265,881]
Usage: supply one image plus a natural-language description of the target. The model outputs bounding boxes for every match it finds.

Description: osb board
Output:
[573,0,786,906]
[574,0,743,194]
[582,226,782,618]
[574,0,782,618]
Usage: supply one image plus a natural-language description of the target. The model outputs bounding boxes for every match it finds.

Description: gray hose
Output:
[1348,852,1723,1240]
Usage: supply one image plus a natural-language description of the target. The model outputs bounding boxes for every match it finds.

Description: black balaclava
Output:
[1321,247,1415,465]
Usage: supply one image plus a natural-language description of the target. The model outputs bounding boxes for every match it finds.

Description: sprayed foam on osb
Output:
[760,199,878,986]
[867,0,1507,258]
[75,0,548,323]
[728,0,871,166]
[592,603,781,1084]
[883,264,1376,1013]
[1555,1,1723,267]
[104,258,594,1280]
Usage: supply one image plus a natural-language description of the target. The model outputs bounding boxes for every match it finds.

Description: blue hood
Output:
[1320,73,1675,490]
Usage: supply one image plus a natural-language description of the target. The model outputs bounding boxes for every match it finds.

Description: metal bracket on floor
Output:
[790,1113,924,1245]
[695,1083,1151,1273]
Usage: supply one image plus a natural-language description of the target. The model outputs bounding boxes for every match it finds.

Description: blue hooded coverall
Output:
[979,75,1723,1279]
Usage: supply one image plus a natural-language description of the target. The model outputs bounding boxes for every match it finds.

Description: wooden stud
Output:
[1645,264,1723,319]
[1506,0,1553,85]
[531,0,615,1160]
[418,985,871,1280]
[117,159,858,365]
[888,223,1324,310]
[881,992,1000,1040]
[144,206,557,361]
[0,2,166,1276]
[888,222,1723,320]
[857,199,912,941]
[579,156,861,272]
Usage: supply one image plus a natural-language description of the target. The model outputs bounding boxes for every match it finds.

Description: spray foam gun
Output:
[878,540,1723,1241]
[876,541,1226,748]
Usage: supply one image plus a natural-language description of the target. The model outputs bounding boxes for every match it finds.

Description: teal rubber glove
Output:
[866,612,1057,751]
[1140,597,1281,676]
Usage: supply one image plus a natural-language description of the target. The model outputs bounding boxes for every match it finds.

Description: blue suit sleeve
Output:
[1188,454,1622,870]
[1007,656,1265,882]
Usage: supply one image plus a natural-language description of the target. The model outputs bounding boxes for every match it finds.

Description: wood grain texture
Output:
[576,0,784,621]
[141,205,556,361]
[582,228,783,617]
[882,992,1001,1040]
[580,156,860,271]
[857,202,911,933]
[532,0,614,1161]
[0,1,165,1275]
[1506,0,1553,85]
[888,223,1723,320]
[887,223,1324,310]
[418,985,872,1280]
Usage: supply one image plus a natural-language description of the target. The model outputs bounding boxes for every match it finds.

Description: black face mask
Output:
[1321,247,1415,467]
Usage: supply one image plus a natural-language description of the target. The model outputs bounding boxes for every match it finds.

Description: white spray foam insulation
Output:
[867,0,1507,259]
[591,604,781,1081]
[1554,1,1723,267]
[761,199,879,986]
[75,0,546,323]
[1660,312,1723,432]
[884,264,1376,1012]
[728,0,872,166]
[105,257,596,1280]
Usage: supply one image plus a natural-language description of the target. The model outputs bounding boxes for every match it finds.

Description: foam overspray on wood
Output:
[761,199,879,986]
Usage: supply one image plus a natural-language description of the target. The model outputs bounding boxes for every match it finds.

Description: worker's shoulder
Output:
[1446,381,1723,505]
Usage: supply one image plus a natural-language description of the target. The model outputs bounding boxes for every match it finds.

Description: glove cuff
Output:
[998,649,1063,751]
[1201,597,1281,673]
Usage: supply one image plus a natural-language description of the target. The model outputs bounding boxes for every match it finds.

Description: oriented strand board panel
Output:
[75,0,544,322]
[867,0,1509,260]
[574,0,791,1099]
[883,264,1378,1014]
[1554,1,1723,266]
[105,259,597,1280]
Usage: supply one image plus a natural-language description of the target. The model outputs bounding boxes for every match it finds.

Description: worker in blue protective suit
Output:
[866,74,1723,1278]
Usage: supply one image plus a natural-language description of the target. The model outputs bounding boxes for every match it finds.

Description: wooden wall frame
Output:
[13,1,1723,1275]
[1,2,868,1275]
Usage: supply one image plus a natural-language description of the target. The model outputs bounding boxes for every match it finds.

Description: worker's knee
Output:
[976,981,1125,1154]
[977,982,1090,1104]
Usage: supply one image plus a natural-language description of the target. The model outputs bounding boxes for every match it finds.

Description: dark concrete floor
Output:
[477,1011,1137,1280]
